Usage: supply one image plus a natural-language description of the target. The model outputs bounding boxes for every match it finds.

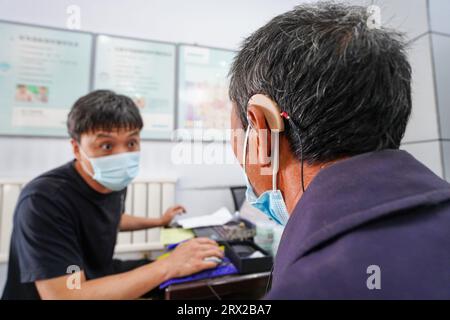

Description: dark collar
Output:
[276,149,450,267]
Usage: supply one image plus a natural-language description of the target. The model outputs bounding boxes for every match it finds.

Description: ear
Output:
[247,94,285,165]
[247,105,271,165]
[248,94,284,132]
[71,139,81,161]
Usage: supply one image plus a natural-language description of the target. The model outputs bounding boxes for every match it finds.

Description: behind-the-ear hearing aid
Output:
[247,94,305,193]
[247,94,284,189]
[247,94,285,133]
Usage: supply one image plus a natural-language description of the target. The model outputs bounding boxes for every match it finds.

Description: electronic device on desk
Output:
[230,186,246,213]
[192,186,257,241]
[192,219,256,242]
[230,185,275,226]
[187,186,279,242]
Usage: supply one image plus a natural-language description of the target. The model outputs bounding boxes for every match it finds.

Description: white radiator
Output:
[0,178,177,263]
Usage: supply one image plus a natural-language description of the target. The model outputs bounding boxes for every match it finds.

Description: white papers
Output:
[178,207,233,229]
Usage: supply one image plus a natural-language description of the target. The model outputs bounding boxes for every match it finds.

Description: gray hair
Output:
[229,1,411,164]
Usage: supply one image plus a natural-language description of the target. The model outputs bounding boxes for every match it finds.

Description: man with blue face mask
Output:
[229,3,450,299]
[2,90,223,300]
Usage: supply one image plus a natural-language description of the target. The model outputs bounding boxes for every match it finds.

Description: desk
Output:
[164,272,271,300]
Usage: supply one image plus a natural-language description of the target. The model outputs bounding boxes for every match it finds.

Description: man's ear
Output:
[71,139,81,160]
[247,105,271,165]
[248,94,284,132]
[247,94,285,167]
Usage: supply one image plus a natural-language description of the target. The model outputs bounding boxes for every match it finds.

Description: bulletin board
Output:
[93,35,176,140]
[0,20,236,141]
[177,44,236,141]
[0,21,93,137]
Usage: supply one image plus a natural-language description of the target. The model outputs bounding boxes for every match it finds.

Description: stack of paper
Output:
[177,207,233,229]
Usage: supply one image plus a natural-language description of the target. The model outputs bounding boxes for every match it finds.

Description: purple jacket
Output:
[266,150,450,299]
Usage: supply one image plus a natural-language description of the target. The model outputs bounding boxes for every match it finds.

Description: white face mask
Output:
[242,126,290,226]
[79,147,140,191]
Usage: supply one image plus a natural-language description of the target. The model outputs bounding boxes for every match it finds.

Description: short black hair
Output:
[67,90,143,141]
[229,2,412,164]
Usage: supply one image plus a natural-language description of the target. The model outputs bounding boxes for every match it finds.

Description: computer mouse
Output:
[204,256,223,264]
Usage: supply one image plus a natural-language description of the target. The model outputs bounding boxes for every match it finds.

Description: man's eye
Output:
[101,144,113,151]
[128,141,138,148]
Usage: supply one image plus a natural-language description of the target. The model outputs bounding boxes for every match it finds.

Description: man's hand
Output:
[159,205,186,226]
[120,206,186,231]
[35,238,223,299]
[162,238,224,279]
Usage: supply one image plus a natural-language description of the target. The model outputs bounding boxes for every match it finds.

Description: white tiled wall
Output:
[442,141,450,180]
[429,0,450,35]
[352,0,429,40]
[431,34,450,139]
[429,0,450,180]
[404,34,440,143]
[351,1,445,179]
[401,141,443,177]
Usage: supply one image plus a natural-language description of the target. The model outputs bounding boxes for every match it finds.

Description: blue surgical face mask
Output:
[79,147,140,191]
[242,126,290,226]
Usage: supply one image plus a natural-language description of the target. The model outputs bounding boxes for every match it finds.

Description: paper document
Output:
[160,228,195,245]
[177,207,233,229]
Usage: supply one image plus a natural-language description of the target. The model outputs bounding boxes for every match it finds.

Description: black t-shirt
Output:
[2,160,126,299]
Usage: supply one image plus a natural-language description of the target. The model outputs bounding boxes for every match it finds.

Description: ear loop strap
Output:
[272,131,279,192]
[281,112,305,193]
[242,125,250,169]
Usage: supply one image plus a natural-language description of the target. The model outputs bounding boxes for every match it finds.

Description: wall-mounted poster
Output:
[177,45,235,141]
[0,21,92,137]
[94,35,176,140]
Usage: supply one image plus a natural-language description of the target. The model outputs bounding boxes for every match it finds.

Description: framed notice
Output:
[177,44,235,141]
[94,35,176,140]
[0,21,92,137]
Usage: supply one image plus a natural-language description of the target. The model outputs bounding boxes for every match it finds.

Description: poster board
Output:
[177,44,235,141]
[94,35,176,140]
[0,21,92,137]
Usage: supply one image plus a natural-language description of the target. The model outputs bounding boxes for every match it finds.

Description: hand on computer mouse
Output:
[162,237,224,279]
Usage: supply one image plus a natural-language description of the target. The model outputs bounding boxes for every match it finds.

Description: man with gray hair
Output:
[229,2,450,299]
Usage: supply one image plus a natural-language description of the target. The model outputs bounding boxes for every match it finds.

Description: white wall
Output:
[350,0,445,177]
[429,0,450,179]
